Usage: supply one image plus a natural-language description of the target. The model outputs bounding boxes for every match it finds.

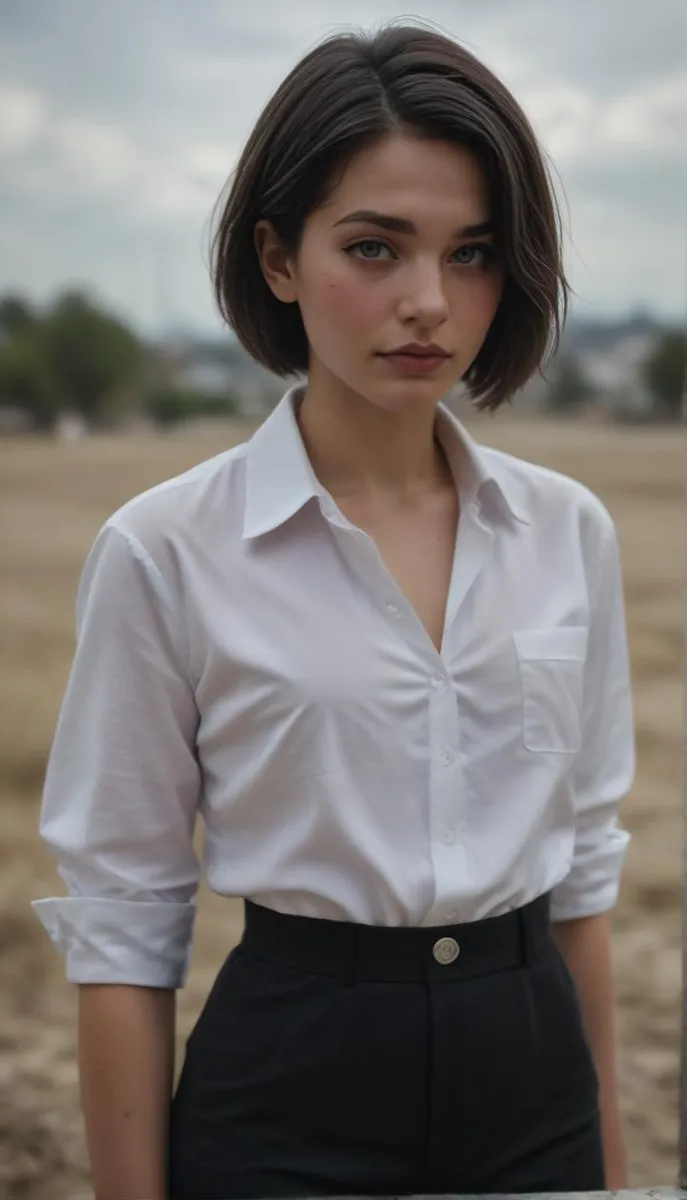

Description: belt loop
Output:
[517,904,533,969]
[517,894,550,968]
[340,924,358,986]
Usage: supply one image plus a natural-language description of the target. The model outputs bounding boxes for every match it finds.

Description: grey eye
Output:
[348,239,392,260]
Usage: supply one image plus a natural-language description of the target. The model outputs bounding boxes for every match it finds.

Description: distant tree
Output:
[546,354,593,414]
[642,330,686,419]
[41,291,144,424]
[0,294,35,339]
[143,387,238,427]
[0,333,61,430]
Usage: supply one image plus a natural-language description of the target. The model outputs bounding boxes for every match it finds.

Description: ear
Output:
[254,220,298,303]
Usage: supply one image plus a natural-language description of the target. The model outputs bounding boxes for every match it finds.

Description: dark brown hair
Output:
[211,21,570,411]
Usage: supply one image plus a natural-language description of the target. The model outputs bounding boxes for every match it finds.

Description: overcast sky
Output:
[1,0,685,338]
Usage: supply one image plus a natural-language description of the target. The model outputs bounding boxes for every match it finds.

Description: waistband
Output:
[241,893,553,984]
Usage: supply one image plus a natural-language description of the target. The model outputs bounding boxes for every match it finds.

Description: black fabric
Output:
[168,893,604,1198]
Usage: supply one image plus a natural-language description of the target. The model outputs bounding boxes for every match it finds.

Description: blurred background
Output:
[1,1,685,1196]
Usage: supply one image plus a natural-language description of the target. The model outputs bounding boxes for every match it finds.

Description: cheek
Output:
[455,275,504,333]
[309,271,380,334]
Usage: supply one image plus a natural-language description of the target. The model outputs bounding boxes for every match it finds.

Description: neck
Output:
[296,375,453,502]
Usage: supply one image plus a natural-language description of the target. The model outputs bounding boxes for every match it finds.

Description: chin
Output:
[367,377,453,410]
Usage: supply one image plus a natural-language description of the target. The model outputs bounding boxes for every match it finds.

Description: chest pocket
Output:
[512,627,588,754]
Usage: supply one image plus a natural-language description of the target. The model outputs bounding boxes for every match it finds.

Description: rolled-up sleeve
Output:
[32,519,202,988]
[550,511,635,922]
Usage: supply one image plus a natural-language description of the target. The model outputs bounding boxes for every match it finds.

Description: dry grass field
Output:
[0,412,683,1198]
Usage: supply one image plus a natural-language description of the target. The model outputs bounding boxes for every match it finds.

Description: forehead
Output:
[322,134,491,224]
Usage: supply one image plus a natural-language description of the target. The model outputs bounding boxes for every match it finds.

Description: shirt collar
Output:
[242,383,323,539]
[242,382,530,540]
[433,403,532,526]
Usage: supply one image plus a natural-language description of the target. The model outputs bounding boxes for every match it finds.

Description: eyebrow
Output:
[332,210,494,238]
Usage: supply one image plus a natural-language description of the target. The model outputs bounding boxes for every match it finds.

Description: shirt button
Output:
[440,748,454,766]
[444,910,459,922]
[442,829,458,845]
[431,672,446,689]
[386,601,400,616]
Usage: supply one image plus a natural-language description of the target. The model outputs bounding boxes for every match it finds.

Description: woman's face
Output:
[257,134,505,413]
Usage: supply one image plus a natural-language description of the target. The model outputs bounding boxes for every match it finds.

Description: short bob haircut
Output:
[211,22,570,412]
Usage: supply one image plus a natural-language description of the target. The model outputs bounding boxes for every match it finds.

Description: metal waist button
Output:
[432,936,460,965]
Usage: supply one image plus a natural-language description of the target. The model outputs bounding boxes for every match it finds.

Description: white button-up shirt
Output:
[33,384,635,988]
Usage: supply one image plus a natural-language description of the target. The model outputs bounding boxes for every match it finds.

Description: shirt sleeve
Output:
[549,511,635,922]
[32,519,202,988]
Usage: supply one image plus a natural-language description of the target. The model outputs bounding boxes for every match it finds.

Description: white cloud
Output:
[53,117,137,191]
[184,142,237,189]
[138,173,212,220]
[520,85,597,162]
[522,72,687,168]
[601,75,687,152]
[0,82,46,154]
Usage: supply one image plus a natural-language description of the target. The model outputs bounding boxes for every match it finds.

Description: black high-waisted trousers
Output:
[169,891,604,1198]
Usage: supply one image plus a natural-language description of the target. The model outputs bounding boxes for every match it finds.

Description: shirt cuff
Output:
[549,826,631,922]
[31,896,197,987]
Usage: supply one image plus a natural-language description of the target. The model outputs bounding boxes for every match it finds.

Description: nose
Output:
[397,259,449,328]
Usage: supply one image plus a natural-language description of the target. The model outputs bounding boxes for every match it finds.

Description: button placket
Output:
[426,670,466,927]
[326,522,436,657]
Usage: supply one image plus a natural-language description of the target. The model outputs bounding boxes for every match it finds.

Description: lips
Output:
[381,345,451,358]
[379,349,451,375]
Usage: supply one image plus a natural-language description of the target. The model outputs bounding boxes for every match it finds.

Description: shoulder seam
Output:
[105,522,194,685]
[106,521,175,611]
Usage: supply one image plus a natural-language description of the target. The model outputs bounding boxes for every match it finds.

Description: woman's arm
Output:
[553,913,627,1189]
[78,985,176,1200]
[32,520,203,1191]
[548,508,635,1187]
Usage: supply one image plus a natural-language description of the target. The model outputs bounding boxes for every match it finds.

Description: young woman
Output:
[33,21,635,1200]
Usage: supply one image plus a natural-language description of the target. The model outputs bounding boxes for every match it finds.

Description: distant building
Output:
[158,335,284,419]
[174,359,235,396]
[578,330,656,415]
[55,411,89,440]
[0,406,33,433]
